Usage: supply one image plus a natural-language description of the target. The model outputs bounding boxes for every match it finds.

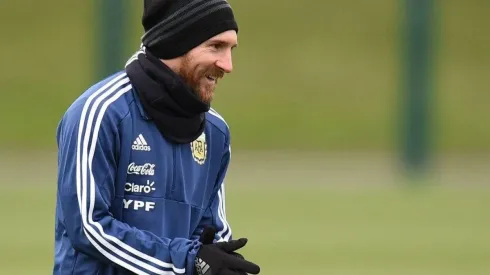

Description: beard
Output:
[177,54,224,105]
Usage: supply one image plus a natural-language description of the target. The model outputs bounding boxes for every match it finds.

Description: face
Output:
[175,30,238,104]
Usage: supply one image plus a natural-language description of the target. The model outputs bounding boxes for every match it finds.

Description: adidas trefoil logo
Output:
[195,257,211,275]
[132,134,151,151]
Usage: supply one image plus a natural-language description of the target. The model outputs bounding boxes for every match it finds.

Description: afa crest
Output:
[191,132,207,165]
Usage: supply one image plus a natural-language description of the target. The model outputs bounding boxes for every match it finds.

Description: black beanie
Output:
[141,0,238,59]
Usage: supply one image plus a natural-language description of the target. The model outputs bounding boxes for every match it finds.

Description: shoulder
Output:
[205,108,230,142]
[61,71,134,129]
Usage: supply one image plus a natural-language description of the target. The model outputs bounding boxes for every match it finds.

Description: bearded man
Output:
[53,1,260,274]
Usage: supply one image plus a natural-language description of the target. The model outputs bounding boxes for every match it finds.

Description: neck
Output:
[125,50,209,144]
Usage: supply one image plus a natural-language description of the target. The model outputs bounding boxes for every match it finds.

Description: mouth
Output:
[205,75,218,84]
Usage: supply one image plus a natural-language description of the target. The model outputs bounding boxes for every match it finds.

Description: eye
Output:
[211,43,222,50]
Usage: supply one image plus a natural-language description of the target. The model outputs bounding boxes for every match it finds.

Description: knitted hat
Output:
[141,0,238,59]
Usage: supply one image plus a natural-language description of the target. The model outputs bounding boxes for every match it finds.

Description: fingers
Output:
[223,254,261,274]
[219,269,248,275]
[216,238,248,253]
[230,252,245,260]
[214,239,260,274]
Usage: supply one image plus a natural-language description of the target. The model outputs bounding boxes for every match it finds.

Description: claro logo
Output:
[125,181,156,194]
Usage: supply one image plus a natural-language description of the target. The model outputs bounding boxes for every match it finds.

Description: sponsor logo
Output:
[127,162,155,176]
[125,180,156,194]
[132,134,151,151]
[195,258,211,275]
[123,199,155,212]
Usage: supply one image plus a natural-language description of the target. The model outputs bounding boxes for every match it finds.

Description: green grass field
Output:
[1,0,489,152]
[1,1,488,273]
[1,153,489,274]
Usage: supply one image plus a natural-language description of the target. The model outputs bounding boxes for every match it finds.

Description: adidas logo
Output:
[195,258,211,275]
[132,134,151,151]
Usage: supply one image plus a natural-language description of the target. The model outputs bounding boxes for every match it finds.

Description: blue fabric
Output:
[53,71,232,275]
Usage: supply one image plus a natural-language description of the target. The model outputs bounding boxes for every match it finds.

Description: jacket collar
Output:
[132,88,151,121]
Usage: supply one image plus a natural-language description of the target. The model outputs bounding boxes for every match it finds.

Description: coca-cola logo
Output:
[127,162,155,176]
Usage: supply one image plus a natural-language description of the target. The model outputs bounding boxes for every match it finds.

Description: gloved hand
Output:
[194,227,260,275]
[227,252,247,275]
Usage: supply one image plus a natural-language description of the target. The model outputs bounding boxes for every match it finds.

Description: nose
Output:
[215,52,233,74]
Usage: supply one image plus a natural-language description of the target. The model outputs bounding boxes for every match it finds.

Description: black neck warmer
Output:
[126,50,209,144]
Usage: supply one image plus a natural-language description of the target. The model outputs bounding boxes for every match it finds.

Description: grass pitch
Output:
[1,183,489,275]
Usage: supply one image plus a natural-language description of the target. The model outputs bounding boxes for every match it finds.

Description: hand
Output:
[228,252,247,275]
[194,227,260,275]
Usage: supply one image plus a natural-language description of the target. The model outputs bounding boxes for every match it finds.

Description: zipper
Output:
[171,144,176,196]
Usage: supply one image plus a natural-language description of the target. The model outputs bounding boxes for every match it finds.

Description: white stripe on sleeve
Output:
[216,184,232,241]
[76,74,184,274]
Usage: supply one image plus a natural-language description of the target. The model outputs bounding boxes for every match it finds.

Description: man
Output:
[53,1,260,274]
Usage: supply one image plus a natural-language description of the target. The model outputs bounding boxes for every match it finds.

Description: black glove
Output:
[227,252,247,275]
[229,252,245,260]
[194,227,260,275]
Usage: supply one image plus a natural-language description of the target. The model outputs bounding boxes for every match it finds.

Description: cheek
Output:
[191,59,215,74]
[187,63,202,78]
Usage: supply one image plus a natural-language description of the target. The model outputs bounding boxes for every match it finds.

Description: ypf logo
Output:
[123,199,155,212]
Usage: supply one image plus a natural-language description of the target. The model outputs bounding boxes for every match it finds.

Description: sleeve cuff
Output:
[186,240,202,275]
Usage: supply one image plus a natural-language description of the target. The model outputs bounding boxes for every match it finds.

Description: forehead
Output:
[205,30,238,45]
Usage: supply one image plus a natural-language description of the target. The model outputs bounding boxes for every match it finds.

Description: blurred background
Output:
[0,0,489,274]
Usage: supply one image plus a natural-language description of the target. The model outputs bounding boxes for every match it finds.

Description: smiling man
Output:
[53,0,260,275]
